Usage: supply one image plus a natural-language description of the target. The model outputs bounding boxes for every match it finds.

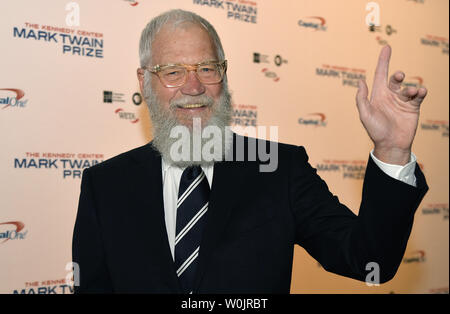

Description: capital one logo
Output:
[298,16,327,31]
[403,250,426,263]
[0,221,28,244]
[0,88,28,109]
[403,76,424,88]
[123,0,138,6]
[298,113,327,127]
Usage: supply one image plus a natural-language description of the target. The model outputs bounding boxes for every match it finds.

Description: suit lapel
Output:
[129,143,182,293]
[130,137,255,293]
[193,159,252,291]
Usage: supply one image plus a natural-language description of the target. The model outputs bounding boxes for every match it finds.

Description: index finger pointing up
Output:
[374,45,392,87]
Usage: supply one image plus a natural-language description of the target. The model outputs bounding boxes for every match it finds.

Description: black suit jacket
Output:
[72,135,428,293]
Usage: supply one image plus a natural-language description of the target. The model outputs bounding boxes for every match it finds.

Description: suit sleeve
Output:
[72,168,113,293]
[289,146,428,283]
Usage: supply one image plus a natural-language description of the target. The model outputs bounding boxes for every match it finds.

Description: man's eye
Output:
[166,70,180,76]
[199,67,216,73]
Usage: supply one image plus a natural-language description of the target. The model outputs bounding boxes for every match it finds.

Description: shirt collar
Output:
[161,158,213,173]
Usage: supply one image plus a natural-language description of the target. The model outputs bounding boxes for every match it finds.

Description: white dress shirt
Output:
[162,160,214,261]
[161,151,418,260]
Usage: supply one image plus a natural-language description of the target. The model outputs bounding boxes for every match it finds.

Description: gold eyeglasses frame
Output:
[140,60,227,88]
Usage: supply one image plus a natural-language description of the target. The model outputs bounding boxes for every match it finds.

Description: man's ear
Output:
[137,68,145,95]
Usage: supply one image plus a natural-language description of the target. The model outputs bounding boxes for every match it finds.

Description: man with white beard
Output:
[139,12,235,168]
[73,9,429,294]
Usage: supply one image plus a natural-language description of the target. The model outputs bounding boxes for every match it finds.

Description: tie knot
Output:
[178,166,207,197]
[184,166,203,181]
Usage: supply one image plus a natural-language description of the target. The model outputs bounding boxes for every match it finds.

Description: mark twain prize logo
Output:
[13,23,104,58]
[420,119,449,137]
[316,64,366,88]
[316,159,366,180]
[14,152,104,179]
[232,104,258,127]
[192,0,258,24]
[420,34,449,55]
[422,203,449,220]
[0,88,28,109]
[0,221,28,244]
[13,278,73,294]
[297,16,327,31]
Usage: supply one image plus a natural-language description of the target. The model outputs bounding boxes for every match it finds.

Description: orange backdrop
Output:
[0,0,448,294]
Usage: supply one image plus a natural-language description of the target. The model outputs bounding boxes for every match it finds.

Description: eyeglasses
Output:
[142,60,227,88]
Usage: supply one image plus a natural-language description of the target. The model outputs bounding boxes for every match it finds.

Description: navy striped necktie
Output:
[175,166,210,294]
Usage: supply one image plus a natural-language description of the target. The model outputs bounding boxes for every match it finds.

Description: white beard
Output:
[143,75,234,168]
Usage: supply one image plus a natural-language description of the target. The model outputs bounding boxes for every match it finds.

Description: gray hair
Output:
[139,9,226,68]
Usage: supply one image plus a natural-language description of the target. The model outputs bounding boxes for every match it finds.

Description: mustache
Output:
[169,95,215,109]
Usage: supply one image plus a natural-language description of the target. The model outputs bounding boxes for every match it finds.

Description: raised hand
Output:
[356,45,428,165]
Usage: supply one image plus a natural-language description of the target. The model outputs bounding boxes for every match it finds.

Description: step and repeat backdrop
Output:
[0,0,448,294]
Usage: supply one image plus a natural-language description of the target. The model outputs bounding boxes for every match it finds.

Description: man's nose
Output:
[180,71,206,95]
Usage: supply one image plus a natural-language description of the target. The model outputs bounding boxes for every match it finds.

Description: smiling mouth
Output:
[176,103,207,109]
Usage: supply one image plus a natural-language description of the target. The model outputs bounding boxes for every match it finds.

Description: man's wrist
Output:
[370,149,417,187]
[373,146,412,166]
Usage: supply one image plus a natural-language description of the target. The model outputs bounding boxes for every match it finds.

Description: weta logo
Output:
[115,108,139,123]
[261,68,280,82]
